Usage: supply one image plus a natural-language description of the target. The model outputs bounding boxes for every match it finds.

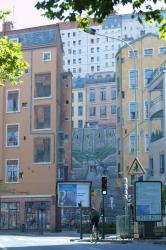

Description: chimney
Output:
[2,21,13,34]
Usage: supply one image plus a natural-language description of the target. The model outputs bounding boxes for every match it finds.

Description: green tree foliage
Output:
[0,10,28,87]
[35,0,166,39]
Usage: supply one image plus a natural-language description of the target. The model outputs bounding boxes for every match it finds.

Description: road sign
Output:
[128,158,145,175]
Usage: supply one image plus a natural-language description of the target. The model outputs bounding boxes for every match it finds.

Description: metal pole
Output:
[79,202,83,239]
[40,208,44,235]
[102,195,105,239]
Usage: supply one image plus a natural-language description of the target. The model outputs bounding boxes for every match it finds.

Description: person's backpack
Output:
[91,209,99,220]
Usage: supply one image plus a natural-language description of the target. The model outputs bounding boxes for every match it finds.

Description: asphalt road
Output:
[0,235,166,250]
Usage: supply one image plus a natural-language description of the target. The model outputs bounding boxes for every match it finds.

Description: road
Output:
[0,235,165,250]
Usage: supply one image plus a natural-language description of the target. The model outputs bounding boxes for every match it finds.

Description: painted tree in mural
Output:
[36,0,166,39]
[0,10,28,87]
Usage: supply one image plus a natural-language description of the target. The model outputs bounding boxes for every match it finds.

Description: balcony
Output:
[149,95,163,119]
[150,130,164,142]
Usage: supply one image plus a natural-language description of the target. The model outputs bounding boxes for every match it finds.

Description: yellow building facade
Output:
[116,34,166,183]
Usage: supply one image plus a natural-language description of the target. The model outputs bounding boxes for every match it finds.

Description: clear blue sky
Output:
[0,0,166,31]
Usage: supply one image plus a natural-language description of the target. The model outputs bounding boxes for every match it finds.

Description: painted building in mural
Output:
[116,33,166,184]
[0,23,72,231]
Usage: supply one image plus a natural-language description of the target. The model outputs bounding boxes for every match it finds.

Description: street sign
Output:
[128,158,145,175]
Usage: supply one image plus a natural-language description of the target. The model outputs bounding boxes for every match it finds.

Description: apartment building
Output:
[85,72,116,128]
[0,23,72,231]
[59,11,166,78]
[116,33,166,183]
[147,60,166,183]
[72,79,86,128]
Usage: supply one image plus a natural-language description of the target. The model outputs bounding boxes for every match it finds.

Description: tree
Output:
[0,10,28,87]
[35,0,166,39]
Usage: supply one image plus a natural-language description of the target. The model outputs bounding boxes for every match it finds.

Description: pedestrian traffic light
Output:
[101,176,107,195]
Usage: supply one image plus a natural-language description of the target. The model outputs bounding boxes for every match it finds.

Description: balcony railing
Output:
[151,60,166,82]
[151,130,164,142]
[150,95,163,108]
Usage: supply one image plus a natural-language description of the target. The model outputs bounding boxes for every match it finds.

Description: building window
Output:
[144,48,153,56]
[73,59,76,64]
[78,49,81,54]
[78,40,81,45]
[78,120,83,128]
[72,93,74,102]
[100,89,106,101]
[91,48,94,53]
[90,39,94,44]
[144,68,154,86]
[129,69,138,88]
[128,50,138,57]
[129,102,138,120]
[89,107,96,116]
[97,56,100,62]
[96,38,100,43]
[78,106,83,116]
[78,92,83,102]
[67,59,70,65]
[73,41,76,46]
[97,47,100,52]
[149,158,154,176]
[91,66,94,72]
[6,124,19,147]
[6,159,19,183]
[129,132,136,153]
[67,33,70,37]
[43,52,51,61]
[100,106,107,118]
[73,68,76,73]
[73,32,76,36]
[144,100,149,119]
[160,153,165,174]
[35,73,51,98]
[68,49,72,54]
[117,107,120,123]
[78,68,82,73]
[34,137,51,163]
[91,57,94,62]
[78,58,81,64]
[72,106,74,116]
[105,54,108,59]
[159,47,166,54]
[34,105,51,129]
[89,91,95,102]
[97,66,100,71]
[111,105,116,114]
[111,89,116,100]
[144,133,149,152]
[7,90,19,112]
[73,50,76,55]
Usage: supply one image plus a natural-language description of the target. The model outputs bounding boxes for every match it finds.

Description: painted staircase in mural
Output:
[72,127,125,222]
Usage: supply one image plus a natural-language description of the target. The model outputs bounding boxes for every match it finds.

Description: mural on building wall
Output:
[71,127,124,221]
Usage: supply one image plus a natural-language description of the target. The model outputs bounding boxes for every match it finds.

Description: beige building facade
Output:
[116,34,166,183]
[0,24,72,231]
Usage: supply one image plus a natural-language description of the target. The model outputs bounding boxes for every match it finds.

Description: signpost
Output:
[128,158,145,175]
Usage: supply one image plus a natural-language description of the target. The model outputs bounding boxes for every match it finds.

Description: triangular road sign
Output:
[128,158,145,175]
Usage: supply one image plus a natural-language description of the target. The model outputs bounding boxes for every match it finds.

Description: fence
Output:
[116,214,166,239]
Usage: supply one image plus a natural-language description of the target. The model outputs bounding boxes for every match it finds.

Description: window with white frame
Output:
[34,137,51,163]
[129,132,136,153]
[91,48,94,53]
[78,92,83,102]
[128,50,138,58]
[144,100,149,119]
[89,107,96,116]
[6,124,19,147]
[78,120,83,128]
[129,102,138,120]
[111,105,116,114]
[97,65,100,71]
[78,106,83,116]
[129,69,138,88]
[100,88,106,101]
[73,59,76,64]
[144,68,154,86]
[89,91,95,102]
[6,159,19,183]
[7,90,19,112]
[111,89,116,100]
[144,133,149,152]
[100,106,107,118]
[144,48,153,56]
[43,51,51,61]
[159,47,166,54]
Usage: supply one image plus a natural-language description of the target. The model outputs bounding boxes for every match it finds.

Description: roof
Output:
[0,24,60,49]
[72,75,116,88]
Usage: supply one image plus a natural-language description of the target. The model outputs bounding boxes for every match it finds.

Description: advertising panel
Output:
[135,181,162,222]
[57,181,91,208]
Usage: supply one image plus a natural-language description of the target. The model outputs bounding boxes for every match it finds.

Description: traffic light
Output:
[101,176,107,195]
[123,177,128,200]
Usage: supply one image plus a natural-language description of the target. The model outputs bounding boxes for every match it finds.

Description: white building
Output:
[59,11,166,78]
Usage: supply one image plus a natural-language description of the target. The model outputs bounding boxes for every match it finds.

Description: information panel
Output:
[57,181,91,208]
[135,181,162,222]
